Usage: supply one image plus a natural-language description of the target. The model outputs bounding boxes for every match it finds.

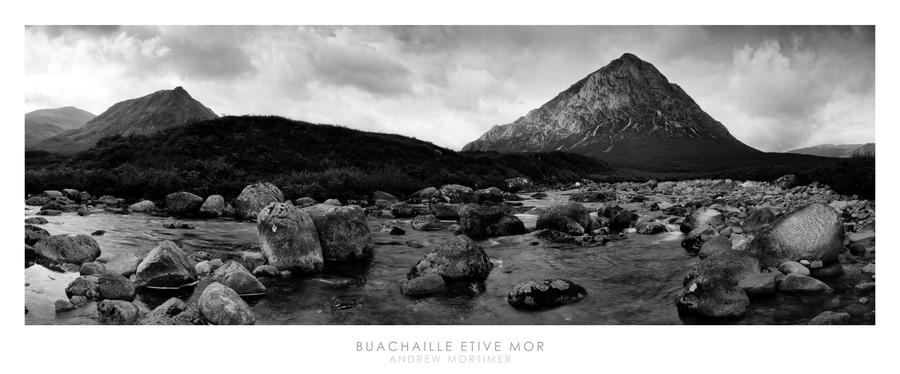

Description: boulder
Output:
[681,227,719,251]
[98,252,142,277]
[323,198,342,206]
[95,272,136,300]
[300,204,373,262]
[97,300,141,325]
[77,207,92,216]
[37,210,61,216]
[25,196,51,206]
[62,188,80,199]
[680,207,724,233]
[742,207,779,234]
[536,202,592,235]
[684,250,760,285]
[25,217,48,225]
[76,191,92,203]
[410,187,438,202]
[165,192,203,215]
[199,282,255,325]
[698,236,732,259]
[25,224,50,246]
[780,274,832,293]
[257,202,323,272]
[198,195,226,217]
[235,182,284,221]
[55,299,76,313]
[507,278,587,309]
[433,184,474,204]
[400,274,448,296]
[407,235,493,282]
[474,187,505,204]
[778,261,810,276]
[128,200,157,213]
[240,251,267,271]
[808,311,851,325]
[294,197,317,208]
[430,202,460,220]
[412,214,444,231]
[134,240,198,288]
[677,275,750,319]
[458,204,527,238]
[390,202,417,218]
[748,203,844,267]
[140,297,202,325]
[252,265,280,278]
[33,234,101,264]
[609,210,637,233]
[211,260,266,295]
[372,191,399,203]
[378,224,405,235]
[773,174,798,189]
[737,272,779,296]
[42,190,64,198]
[79,262,105,275]
[636,221,667,235]
[505,177,533,192]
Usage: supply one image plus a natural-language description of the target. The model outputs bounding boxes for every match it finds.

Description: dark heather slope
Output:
[25,106,95,148]
[25,115,612,201]
[33,87,218,154]
[463,53,762,171]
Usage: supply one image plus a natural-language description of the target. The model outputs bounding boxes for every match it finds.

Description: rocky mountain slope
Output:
[463,53,762,171]
[32,87,218,154]
[788,143,875,158]
[25,107,95,148]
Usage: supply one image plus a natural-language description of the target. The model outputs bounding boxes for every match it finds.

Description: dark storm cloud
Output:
[25,26,875,152]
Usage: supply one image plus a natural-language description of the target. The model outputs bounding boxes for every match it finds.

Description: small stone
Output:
[252,265,280,278]
[809,260,823,269]
[858,297,869,304]
[91,230,105,236]
[854,282,875,293]
[778,261,810,276]
[799,259,811,266]
[861,263,875,274]
[195,261,212,275]
[54,299,76,313]
[808,310,851,325]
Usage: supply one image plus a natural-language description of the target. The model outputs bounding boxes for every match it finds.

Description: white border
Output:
[2,1,894,373]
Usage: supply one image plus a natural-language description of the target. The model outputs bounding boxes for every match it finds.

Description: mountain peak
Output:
[462,54,759,169]
[32,87,218,154]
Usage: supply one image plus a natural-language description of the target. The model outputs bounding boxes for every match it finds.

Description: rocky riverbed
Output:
[24,177,875,325]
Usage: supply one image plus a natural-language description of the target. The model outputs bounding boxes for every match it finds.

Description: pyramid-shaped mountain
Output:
[33,87,218,154]
[463,53,761,170]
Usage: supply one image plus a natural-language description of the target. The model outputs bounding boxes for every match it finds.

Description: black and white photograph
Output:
[5,0,897,372]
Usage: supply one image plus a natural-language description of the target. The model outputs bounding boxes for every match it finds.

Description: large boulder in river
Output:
[432,184,474,204]
[458,204,527,238]
[211,260,266,295]
[407,235,493,282]
[748,203,844,267]
[33,234,101,264]
[235,182,284,221]
[25,224,49,246]
[300,204,373,262]
[507,278,587,310]
[680,207,724,233]
[199,282,255,325]
[165,192,203,215]
[676,275,750,319]
[128,200,156,213]
[25,217,48,225]
[134,240,198,288]
[779,274,832,293]
[536,202,593,235]
[698,236,732,259]
[65,272,135,301]
[608,210,638,233]
[198,195,225,217]
[26,196,50,206]
[257,202,323,272]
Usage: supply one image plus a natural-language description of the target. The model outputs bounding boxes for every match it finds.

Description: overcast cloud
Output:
[24,25,875,152]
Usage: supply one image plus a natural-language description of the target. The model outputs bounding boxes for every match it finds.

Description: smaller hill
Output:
[25,106,95,148]
[788,143,875,158]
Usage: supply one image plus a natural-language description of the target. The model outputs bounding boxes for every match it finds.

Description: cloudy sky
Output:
[24,25,874,152]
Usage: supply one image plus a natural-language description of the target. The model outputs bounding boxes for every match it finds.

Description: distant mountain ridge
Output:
[788,143,875,158]
[32,87,218,154]
[25,106,95,148]
[462,53,762,171]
